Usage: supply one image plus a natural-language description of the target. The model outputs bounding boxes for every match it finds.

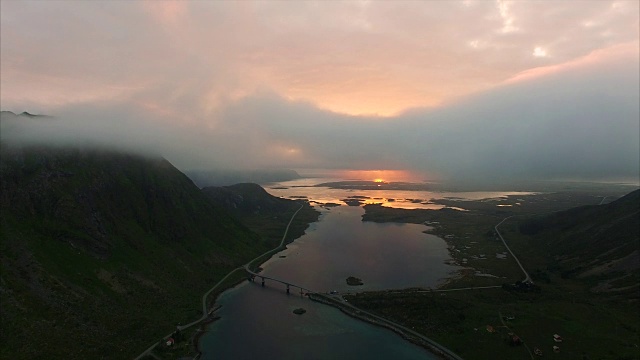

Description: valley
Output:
[0,146,318,359]
[1,144,637,360]
[348,189,639,360]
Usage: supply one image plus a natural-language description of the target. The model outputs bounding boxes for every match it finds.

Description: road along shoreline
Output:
[135,203,305,360]
[309,293,463,360]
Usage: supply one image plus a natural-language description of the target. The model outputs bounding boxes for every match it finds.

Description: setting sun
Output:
[331,169,426,183]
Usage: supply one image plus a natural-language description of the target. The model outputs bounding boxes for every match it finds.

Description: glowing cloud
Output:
[533,47,547,58]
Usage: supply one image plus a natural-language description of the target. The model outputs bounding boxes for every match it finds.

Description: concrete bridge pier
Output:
[261,277,265,287]
[286,284,290,294]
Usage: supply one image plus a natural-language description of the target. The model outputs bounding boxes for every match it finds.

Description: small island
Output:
[293,308,306,315]
[346,276,364,286]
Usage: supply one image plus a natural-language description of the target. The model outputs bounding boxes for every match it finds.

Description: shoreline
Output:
[191,204,307,358]
[136,202,312,360]
[191,306,222,357]
[308,293,462,360]
[193,202,464,360]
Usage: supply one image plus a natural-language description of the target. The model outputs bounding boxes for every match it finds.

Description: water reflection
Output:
[200,177,533,359]
[266,177,535,210]
[200,204,453,360]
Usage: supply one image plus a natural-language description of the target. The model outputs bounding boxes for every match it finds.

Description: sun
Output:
[374,178,384,183]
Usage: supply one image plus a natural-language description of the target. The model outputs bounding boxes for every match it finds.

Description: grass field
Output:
[352,187,639,360]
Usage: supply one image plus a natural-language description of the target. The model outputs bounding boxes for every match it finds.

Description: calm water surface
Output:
[200,178,530,359]
[200,205,456,359]
[267,177,536,210]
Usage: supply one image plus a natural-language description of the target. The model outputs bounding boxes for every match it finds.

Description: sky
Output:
[1,1,639,183]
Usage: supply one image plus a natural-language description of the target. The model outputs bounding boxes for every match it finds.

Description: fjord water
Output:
[200,206,456,359]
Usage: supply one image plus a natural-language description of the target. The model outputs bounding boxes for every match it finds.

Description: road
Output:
[499,310,534,360]
[311,293,464,360]
[135,207,530,359]
[495,216,532,283]
[244,203,303,271]
[134,203,304,360]
[243,203,314,293]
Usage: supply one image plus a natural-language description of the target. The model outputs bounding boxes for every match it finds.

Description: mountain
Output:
[0,145,273,359]
[520,189,639,294]
[186,168,301,187]
[202,183,319,246]
[202,183,296,215]
[0,110,52,118]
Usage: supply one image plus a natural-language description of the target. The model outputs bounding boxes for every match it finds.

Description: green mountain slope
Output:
[520,189,639,294]
[0,146,272,359]
[187,169,300,187]
[202,183,320,248]
[203,183,296,215]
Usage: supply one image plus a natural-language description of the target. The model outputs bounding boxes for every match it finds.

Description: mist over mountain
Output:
[521,190,639,285]
[1,42,637,185]
[0,144,275,358]
[2,1,638,186]
[0,143,317,359]
[187,168,301,187]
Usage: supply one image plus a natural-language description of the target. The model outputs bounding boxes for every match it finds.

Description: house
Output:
[509,334,522,346]
[553,334,563,342]
[553,345,560,353]
[166,337,175,346]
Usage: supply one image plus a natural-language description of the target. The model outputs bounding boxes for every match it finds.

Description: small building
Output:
[509,334,522,346]
[553,334,563,342]
[166,337,175,346]
[553,345,560,353]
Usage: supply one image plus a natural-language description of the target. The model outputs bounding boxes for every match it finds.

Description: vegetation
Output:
[0,145,317,359]
[292,308,306,315]
[202,182,319,249]
[346,276,364,286]
[352,188,639,360]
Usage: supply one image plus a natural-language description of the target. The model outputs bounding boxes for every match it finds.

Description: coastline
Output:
[308,293,462,360]
[194,203,464,360]
[136,202,315,360]
[191,306,222,358]
[191,203,308,358]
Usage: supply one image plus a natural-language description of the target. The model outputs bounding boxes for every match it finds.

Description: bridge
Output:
[244,266,314,295]
[241,203,315,296]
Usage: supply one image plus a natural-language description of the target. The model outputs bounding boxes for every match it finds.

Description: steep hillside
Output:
[520,189,639,293]
[0,145,271,359]
[186,169,300,187]
[202,183,319,247]
[202,183,295,215]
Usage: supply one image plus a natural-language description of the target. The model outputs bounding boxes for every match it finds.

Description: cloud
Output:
[2,1,638,116]
[2,42,637,184]
[1,1,638,183]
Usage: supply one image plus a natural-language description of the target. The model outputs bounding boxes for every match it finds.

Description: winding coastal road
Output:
[135,205,532,360]
[134,203,304,360]
[311,293,464,360]
[494,216,532,284]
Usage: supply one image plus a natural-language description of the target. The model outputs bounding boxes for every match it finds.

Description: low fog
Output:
[2,43,638,185]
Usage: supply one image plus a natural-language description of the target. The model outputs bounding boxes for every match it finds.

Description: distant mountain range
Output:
[186,168,301,187]
[0,144,308,359]
[0,110,52,118]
